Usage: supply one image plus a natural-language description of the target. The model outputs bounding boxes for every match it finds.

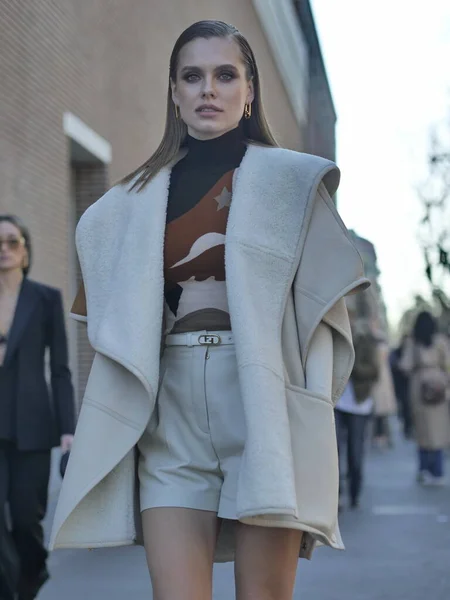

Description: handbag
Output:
[351,331,380,403]
[414,344,447,406]
[420,372,447,406]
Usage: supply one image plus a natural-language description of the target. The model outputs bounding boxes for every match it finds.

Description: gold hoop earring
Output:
[174,104,180,119]
[244,103,252,119]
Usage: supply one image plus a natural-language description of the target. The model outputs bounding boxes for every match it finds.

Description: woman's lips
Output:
[196,104,223,115]
[196,107,222,118]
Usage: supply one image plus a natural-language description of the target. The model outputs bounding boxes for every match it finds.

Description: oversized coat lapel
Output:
[226,145,340,518]
[85,166,171,395]
[51,161,176,548]
[4,278,39,366]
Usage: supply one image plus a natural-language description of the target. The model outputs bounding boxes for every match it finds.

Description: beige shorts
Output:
[138,332,245,519]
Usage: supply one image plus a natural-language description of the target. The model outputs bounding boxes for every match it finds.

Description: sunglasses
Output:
[0,237,25,251]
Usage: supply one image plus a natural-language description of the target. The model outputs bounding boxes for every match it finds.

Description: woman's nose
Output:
[201,76,217,98]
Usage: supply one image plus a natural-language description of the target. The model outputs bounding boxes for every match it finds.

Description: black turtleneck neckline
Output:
[167,123,246,224]
[185,123,246,165]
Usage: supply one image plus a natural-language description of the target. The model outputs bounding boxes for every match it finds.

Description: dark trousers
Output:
[0,442,50,600]
[335,409,369,504]
[397,391,413,438]
[419,448,444,477]
[373,415,392,442]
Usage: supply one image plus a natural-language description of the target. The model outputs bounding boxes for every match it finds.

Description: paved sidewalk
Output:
[41,423,450,599]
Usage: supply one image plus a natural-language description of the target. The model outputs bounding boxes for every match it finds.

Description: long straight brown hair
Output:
[121,20,278,192]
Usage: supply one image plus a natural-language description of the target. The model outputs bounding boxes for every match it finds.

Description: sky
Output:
[310,0,450,327]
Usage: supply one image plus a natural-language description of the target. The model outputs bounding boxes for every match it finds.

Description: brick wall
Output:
[0,1,77,294]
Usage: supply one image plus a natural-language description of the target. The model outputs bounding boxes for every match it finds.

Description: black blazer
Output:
[0,278,75,450]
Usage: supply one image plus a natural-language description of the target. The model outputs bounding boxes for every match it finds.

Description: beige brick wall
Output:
[0,0,304,403]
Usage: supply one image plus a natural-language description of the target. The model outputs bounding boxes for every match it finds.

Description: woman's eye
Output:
[185,73,200,82]
[219,72,234,81]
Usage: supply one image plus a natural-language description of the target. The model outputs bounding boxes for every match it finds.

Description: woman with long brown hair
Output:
[50,21,369,599]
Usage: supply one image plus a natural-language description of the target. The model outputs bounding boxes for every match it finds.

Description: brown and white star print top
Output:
[164,126,246,334]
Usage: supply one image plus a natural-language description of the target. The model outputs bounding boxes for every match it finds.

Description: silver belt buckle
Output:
[198,334,221,346]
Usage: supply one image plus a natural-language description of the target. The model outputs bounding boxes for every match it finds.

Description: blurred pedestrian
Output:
[400,311,450,485]
[390,336,412,438]
[335,314,378,509]
[371,342,397,449]
[49,20,369,600]
[335,381,373,510]
[0,215,75,600]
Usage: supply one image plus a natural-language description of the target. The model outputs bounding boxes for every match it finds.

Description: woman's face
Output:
[0,221,27,274]
[171,36,254,140]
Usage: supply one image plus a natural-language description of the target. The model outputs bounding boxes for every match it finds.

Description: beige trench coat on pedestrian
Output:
[49,144,369,561]
[400,335,450,449]
[371,342,397,417]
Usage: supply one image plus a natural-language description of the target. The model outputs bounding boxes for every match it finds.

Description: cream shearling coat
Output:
[49,144,369,561]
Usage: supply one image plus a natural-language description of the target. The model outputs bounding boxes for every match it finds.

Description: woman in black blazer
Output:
[0,215,75,600]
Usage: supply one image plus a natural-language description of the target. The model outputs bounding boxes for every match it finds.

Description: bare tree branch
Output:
[417,118,450,292]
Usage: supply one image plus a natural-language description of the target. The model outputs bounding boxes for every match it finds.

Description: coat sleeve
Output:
[305,322,333,398]
[293,182,370,404]
[48,289,76,436]
[70,280,87,323]
[437,335,450,373]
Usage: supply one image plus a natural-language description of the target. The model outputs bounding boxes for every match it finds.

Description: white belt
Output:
[165,331,234,347]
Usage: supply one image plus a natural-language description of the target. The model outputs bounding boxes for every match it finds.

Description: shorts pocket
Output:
[285,385,339,538]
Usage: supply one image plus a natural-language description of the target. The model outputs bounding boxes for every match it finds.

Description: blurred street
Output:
[41,422,450,600]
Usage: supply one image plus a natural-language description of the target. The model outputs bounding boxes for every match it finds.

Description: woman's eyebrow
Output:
[180,64,239,74]
[180,65,202,74]
[214,64,239,72]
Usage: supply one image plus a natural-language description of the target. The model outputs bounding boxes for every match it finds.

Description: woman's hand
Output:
[60,434,74,453]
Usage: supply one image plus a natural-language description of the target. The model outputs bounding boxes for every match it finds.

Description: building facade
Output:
[348,231,390,339]
[0,0,335,406]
